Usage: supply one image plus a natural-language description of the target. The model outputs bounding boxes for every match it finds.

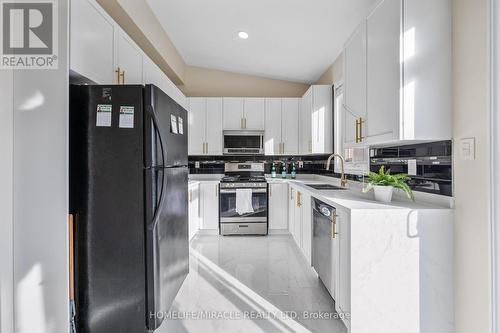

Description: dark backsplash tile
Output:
[189,141,453,197]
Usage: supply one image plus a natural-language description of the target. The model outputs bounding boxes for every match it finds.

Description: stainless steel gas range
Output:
[219,162,268,235]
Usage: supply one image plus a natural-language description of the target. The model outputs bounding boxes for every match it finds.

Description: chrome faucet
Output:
[326,154,348,188]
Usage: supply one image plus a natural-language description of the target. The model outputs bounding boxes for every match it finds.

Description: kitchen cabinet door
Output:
[282,98,300,155]
[223,98,244,129]
[300,193,312,264]
[244,98,265,130]
[70,0,115,84]
[188,183,200,240]
[143,57,163,89]
[293,191,303,247]
[344,21,367,119]
[336,207,351,321]
[188,98,206,155]
[200,182,220,230]
[288,187,296,236]
[116,30,143,84]
[268,183,288,230]
[264,98,282,155]
[366,0,400,142]
[312,86,333,154]
[206,98,223,155]
[344,108,360,146]
[299,88,313,154]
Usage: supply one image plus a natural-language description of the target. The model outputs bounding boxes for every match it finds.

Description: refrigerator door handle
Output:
[146,105,166,169]
[146,105,166,231]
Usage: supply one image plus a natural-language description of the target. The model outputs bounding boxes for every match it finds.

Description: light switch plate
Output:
[460,138,475,160]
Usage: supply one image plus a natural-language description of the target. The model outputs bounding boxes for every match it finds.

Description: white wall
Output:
[0,68,14,333]
[2,1,70,332]
[453,0,492,332]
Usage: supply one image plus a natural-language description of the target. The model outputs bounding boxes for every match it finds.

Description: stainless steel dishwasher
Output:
[312,198,337,297]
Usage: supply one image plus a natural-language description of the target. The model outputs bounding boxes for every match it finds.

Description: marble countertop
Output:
[188,174,223,183]
[266,176,452,211]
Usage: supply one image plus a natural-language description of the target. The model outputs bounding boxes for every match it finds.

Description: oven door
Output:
[219,188,268,223]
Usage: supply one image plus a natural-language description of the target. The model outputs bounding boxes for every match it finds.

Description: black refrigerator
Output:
[70,84,189,333]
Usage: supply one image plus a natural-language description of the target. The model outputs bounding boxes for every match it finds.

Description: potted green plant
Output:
[363,166,414,203]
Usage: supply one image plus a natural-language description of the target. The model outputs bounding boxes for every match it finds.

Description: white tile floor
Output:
[161,234,347,333]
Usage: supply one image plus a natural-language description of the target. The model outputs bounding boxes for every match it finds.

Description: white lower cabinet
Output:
[288,185,312,265]
[288,187,296,236]
[334,206,351,330]
[300,192,312,264]
[188,183,201,240]
[268,183,288,230]
[199,182,220,230]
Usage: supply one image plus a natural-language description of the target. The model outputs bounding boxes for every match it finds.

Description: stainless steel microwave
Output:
[223,130,264,155]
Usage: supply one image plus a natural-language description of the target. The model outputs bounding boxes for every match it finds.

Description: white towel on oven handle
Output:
[235,189,254,215]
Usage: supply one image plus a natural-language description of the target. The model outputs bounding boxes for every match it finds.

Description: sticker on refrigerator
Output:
[170,114,178,134]
[119,106,135,128]
[177,116,184,134]
[96,104,112,127]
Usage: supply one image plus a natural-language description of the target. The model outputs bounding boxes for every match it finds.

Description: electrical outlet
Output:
[195,161,200,168]
[298,161,304,168]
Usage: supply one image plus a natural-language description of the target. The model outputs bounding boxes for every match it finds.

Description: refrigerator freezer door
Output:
[144,85,188,168]
[70,85,147,333]
[145,166,189,330]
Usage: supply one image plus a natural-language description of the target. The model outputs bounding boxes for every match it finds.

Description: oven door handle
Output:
[219,189,267,194]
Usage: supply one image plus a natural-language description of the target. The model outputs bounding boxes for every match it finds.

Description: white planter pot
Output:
[373,186,394,203]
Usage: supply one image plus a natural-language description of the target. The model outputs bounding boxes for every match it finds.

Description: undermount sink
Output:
[305,184,347,191]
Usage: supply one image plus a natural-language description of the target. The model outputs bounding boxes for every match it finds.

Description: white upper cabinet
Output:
[264,98,282,155]
[205,98,224,154]
[300,86,333,155]
[70,0,115,84]
[366,0,401,142]
[264,98,299,155]
[300,88,313,154]
[70,0,187,108]
[188,98,223,155]
[344,21,367,119]
[188,98,206,155]
[223,97,265,130]
[116,29,143,84]
[343,0,452,146]
[281,98,299,154]
[244,98,265,130]
[223,98,244,129]
[312,86,333,154]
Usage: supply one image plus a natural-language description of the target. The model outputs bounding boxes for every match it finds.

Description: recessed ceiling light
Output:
[238,31,249,39]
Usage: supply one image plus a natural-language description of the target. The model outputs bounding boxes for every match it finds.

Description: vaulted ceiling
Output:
[146,0,377,83]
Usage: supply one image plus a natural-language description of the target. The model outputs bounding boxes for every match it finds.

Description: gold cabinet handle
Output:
[115,67,121,84]
[244,118,247,129]
[206,142,208,154]
[282,142,285,154]
[120,70,125,84]
[241,118,244,129]
[356,119,360,143]
[269,184,272,197]
[332,214,339,239]
[189,189,192,202]
[290,188,294,200]
[297,191,302,207]
[215,183,219,197]
[359,117,365,142]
